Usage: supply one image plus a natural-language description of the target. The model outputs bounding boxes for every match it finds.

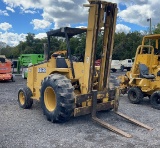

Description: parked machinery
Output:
[12,54,44,76]
[0,55,15,82]
[119,34,160,110]
[18,0,152,137]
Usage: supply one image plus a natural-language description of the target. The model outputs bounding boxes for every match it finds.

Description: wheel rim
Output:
[19,91,25,105]
[44,87,56,112]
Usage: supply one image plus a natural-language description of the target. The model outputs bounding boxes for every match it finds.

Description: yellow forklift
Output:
[119,34,160,110]
[18,0,152,137]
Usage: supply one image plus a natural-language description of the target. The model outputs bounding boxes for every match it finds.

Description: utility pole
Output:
[147,18,152,34]
[147,18,152,45]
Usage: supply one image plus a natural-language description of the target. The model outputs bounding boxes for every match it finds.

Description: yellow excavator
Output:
[18,0,153,137]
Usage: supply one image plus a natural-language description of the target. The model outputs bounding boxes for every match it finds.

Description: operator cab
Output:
[47,27,87,61]
[46,27,87,75]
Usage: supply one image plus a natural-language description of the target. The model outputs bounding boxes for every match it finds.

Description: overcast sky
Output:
[0,0,160,46]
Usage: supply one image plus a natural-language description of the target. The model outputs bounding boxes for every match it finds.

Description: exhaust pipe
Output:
[43,43,48,61]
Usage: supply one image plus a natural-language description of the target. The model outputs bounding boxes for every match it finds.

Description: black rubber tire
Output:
[128,87,143,104]
[127,67,131,71]
[40,74,75,123]
[120,65,124,71]
[150,91,160,110]
[18,87,33,109]
[11,75,15,82]
[112,69,117,72]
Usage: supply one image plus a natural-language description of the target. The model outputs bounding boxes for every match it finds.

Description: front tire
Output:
[18,87,33,109]
[150,91,160,110]
[40,74,75,123]
[128,87,143,104]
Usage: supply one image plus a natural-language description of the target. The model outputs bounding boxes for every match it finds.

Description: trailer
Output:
[111,60,121,72]
[120,59,133,71]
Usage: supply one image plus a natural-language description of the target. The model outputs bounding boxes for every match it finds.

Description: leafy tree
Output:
[113,32,143,60]
[113,32,127,60]
[12,46,19,58]
[1,29,154,61]
[1,46,13,58]
[59,39,67,50]
[70,37,79,54]
[75,33,86,56]
[23,46,34,54]
[26,33,35,46]
[153,23,160,34]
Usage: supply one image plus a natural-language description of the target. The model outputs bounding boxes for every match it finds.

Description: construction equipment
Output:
[0,55,15,82]
[119,34,160,110]
[18,0,152,137]
[12,54,44,75]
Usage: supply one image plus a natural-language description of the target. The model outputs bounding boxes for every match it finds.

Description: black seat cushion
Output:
[139,64,155,79]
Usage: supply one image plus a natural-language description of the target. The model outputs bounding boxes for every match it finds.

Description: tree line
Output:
[1,24,160,60]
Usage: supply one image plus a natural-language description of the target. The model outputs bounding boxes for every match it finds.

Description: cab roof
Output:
[46,27,87,38]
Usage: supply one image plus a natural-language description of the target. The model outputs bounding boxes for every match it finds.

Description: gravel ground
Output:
[0,72,160,148]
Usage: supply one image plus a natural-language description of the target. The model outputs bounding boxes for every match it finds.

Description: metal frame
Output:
[47,27,87,77]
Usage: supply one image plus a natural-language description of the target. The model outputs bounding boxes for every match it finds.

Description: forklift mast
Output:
[83,1,117,93]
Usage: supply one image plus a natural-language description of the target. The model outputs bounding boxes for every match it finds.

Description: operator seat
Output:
[52,53,68,68]
[139,64,155,79]
[56,57,68,68]
[154,48,160,55]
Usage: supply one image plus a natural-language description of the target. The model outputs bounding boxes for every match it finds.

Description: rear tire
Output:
[150,91,160,110]
[18,87,33,109]
[40,74,75,123]
[128,87,143,104]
